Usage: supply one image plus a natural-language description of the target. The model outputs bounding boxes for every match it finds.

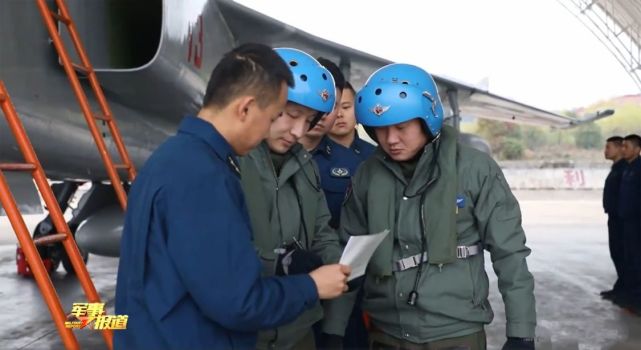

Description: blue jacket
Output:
[617,156,641,219]
[311,135,375,229]
[115,116,318,350]
[603,159,626,215]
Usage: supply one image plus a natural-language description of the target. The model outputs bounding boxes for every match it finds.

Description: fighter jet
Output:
[0,0,594,271]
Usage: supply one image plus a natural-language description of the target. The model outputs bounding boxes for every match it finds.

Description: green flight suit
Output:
[324,126,536,344]
[239,141,343,349]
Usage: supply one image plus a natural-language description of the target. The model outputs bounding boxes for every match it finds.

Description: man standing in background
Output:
[615,134,641,315]
[601,136,626,301]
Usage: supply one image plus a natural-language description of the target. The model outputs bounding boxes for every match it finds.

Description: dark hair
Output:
[203,43,294,109]
[623,134,641,148]
[343,81,355,95]
[606,136,623,145]
[316,57,345,90]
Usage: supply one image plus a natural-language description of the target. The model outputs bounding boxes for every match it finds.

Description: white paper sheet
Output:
[339,229,390,281]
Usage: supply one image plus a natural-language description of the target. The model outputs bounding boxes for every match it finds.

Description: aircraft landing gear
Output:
[16,181,87,276]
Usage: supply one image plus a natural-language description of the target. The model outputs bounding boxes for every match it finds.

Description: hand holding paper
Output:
[339,229,390,281]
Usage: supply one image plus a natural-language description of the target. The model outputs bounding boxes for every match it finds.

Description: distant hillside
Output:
[461,94,641,161]
[582,94,641,138]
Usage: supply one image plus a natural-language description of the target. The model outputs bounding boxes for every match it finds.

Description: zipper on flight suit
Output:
[266,156,281,346]
[267,155,284,243]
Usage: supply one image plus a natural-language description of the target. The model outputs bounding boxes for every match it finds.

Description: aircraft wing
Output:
[220,0,580,128]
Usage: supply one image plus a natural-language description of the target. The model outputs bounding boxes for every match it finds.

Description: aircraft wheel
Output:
[61,223,89,275]
[32,220,62,273]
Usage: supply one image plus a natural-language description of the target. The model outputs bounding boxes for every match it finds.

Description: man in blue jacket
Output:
[115,43,351,350]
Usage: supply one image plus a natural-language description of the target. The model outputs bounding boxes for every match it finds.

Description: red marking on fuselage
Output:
[187,15,203,69]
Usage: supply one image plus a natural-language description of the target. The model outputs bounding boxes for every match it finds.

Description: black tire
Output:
[32,220,62,273]
[61,223,89,275]
[62,247,89,275]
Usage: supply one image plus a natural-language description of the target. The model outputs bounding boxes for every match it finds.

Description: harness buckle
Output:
[457,246,469,259]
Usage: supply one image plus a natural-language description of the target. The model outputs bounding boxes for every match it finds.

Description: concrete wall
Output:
[502,168,609,190]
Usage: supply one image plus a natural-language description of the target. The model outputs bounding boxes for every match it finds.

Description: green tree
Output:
[574,123,602,149]
[501,137,524,160]
[522,126,547,150]
[476,119,523,155]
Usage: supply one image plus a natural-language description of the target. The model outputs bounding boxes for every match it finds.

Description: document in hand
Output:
[339,230,390,281]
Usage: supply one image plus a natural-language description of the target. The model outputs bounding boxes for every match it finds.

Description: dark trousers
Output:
[621,218,641,303]
[608,215,625,292]
[369,329,486,350]
[344,288,369,349]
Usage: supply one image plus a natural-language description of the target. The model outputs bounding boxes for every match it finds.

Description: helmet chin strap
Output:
[363,119,439,148]
[308,111,326,130]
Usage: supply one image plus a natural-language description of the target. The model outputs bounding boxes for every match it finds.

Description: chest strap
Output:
[393,244,481,272]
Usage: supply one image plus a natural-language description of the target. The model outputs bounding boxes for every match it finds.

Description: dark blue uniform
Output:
[311,134,374,349]
[312,135,375,229]
[617,156,641,306]
[604,159,627,293]
[115,117,318,350]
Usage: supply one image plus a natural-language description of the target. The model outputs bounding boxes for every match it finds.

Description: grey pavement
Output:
[0,190,639,349]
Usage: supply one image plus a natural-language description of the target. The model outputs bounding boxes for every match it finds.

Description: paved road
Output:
[0,190,639,349]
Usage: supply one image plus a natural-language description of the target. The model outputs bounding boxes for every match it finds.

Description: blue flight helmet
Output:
[356,63,444,137]
[275,48,336,128]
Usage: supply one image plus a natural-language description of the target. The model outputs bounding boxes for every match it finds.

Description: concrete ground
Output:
[0,190,640,349]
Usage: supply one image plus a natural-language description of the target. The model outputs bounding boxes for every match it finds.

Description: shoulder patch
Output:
[330,167,350,177]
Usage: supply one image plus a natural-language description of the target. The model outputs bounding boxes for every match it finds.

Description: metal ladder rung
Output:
[0,163,37,172]
[71,62,91,74]
[94,112,111,121]
[49,10,70,25]
[33,233,68,246]
[113,164,131,170]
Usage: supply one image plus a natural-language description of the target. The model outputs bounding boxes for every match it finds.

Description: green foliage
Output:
[522,126,548,150]
[473,119,526,159]
[463,95,640,161]
[573,123,602,149]
[501,138,524,160]
[595,103,641,138]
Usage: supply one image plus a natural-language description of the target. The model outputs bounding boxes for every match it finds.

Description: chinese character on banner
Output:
[563,169,585,188]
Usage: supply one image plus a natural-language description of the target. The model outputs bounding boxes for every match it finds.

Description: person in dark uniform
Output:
[314,80,377,350]
[313,81,376,229]
[616,134,641,314]
[114,43,351,350]
[601,136,626,300]
[299,57,345,153]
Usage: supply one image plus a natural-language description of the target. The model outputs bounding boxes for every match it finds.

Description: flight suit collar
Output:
[374,138,439,191]
[257,141,314,186]
[178,116,240,176]
[314,134,368,157]
[312,136,333,157]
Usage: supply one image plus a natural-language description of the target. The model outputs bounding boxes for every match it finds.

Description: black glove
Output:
[346,275,365,292]
[502,337,535,350]
[276,246,324,276]
[318,333,343,350]
[288,249,323,274]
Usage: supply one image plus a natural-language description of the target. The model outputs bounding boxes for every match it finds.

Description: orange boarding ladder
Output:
[34,0,137,210]
[0,82,113,349]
